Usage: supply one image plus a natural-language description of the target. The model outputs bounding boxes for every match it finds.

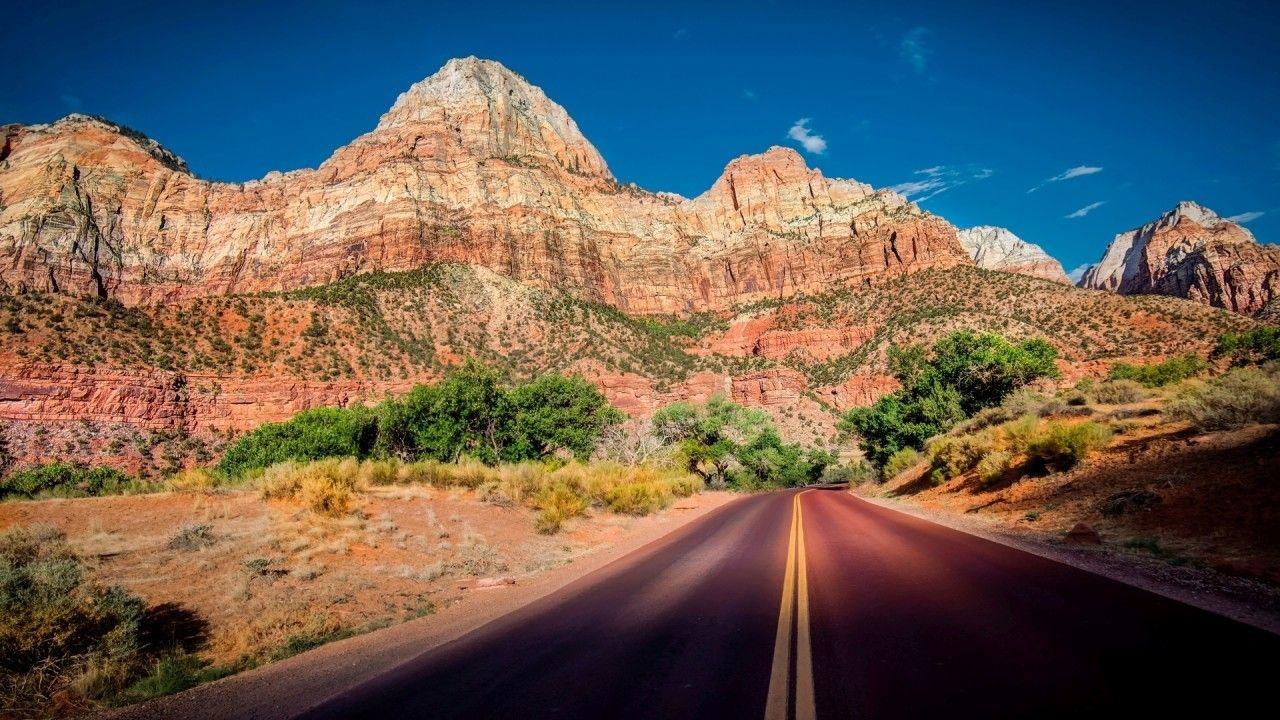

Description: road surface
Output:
[299,488,1278,719]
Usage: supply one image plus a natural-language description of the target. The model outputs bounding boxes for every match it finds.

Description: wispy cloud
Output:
[1227,210,1265,223]
[59,94,82,111]
[673,27,688,40]
[787,118,827,155]
[890,165,992,203]
[1028,165,1103,193]
[742,89,758,101]
[900,27,930,74]
[1065,201,1107,219]
[1067,264,1091,283]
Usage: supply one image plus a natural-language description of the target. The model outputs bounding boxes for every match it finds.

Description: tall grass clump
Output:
[1166,364,1280,430]
[259,458,363,516]
[1023,421,1113,474]
[0,525,147,712]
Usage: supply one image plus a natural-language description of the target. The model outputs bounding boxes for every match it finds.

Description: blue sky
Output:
[3,1,1277,276]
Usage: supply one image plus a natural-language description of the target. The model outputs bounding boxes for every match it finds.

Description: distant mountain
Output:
[1079,201,1279,316]
[0,57,968,312]
[957,226,1070,283]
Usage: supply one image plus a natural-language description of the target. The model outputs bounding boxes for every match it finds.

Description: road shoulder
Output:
[853,491,1280,635]
[99,491,744,720]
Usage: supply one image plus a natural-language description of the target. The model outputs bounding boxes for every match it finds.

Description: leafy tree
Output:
[1214,328,1280,366]
[651,395,828,488]
[218,406,377,476]
[376,361,509,463]
[840,331,1059,468]
[1107,354,1207,387]
[502,374,624,461]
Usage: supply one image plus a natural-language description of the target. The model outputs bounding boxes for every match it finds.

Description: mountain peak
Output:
[957,226,1070,283]
[376,57,611,179]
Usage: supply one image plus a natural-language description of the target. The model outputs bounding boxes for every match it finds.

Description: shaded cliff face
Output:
[0,57,970,314]
[1079,201,1279,315]
[956,226,1070,283]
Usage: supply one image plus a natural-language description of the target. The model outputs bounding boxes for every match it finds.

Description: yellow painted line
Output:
[795,493,816,720]
[764,495,799,719]
[765,491,816,720]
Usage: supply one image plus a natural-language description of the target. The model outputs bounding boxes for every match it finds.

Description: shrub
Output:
[218,407,376,477]
[1166,365,1280,430]
[926,432,995,482]
[1089,379,1148,405]
[1003,414,1041,454]
[976,451,1013,485]
[167,468,223,493]
[0,525,147,703]
[1,463,138,500]
[1024,421,1112,473]
[819,461,875,486]
[882,447,922,479]
[167,524,216,552]
[259,458,362,516]
[602,482,670,515]
[1214,328,1280,365]
[533,484,589,534]
[1108,354,1208,387]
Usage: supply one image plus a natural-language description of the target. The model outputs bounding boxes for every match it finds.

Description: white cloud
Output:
[1067,264,1091,283]
[742,89,758,101]
[1226,210,1265,223]
[673,27,688,40]
[890,165,991,203]
[1065,201,1106,219]
[1028,165,1103,193]
[900,27,930,74]
[787,118,827,155]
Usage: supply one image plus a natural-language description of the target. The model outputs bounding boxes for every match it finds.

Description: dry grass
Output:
[247,457,703,533]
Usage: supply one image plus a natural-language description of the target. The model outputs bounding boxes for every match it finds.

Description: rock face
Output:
[0,57,971,314]
[957,226,1070,283]
[1079,201,1280,315]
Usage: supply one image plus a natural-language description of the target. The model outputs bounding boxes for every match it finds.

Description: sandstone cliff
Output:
[957,226,1070,283]
[1078,201,1279,315]
[0,57,970,314]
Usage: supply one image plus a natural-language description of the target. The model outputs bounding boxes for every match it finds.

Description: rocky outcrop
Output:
[0,57,971,314]
[957,226,1070,283]
[1079,201,1279,315]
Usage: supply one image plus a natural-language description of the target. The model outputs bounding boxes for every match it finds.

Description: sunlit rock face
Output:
[1079,201,1279,316]
[0,57,971,314]
[957,226,1071,283]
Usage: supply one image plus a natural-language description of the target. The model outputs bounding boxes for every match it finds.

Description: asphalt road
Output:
[299,488,1279,719]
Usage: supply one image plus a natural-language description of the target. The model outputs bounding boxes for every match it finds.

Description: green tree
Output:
[502,374,624,461]
[218,406,377,476]
[841,331,1059,468]
[376,361,509,463]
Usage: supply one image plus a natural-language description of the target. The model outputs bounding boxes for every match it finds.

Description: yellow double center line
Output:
[765,491,815,720]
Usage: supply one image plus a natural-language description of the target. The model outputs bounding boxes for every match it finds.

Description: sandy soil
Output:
[0,486,739,676]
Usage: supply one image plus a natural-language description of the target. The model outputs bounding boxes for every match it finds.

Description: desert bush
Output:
[1024,421,1112,473]
[533,483,589,534]
[1089,379,1149,405]
[167,468,224,493]
[1002,414,1041,454]
[1166,365,1280,430]
[1,463,139,500]
[882,447,922,479]
[1108,354,1208,388]
[925,432,996,482]
[167,524,216,552]
[602,481,671,515]
[259,458,363,516]
[818,460,876,485]
[0,526,147,708]
[976,450,1014,485]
